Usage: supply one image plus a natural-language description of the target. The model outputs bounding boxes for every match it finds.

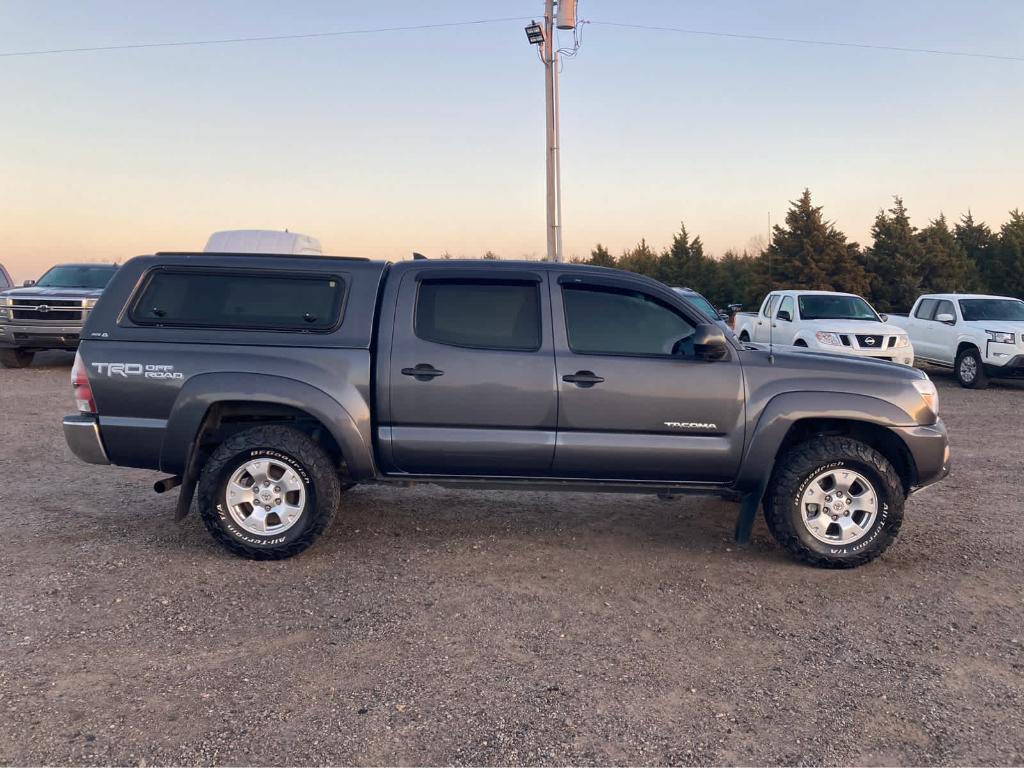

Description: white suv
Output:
[901,293,1024,388]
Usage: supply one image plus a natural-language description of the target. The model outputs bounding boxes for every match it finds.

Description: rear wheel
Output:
[954,347,988,389]
[738,331,750,342]
[794,339,809,347]
[0,348,35,368]
[197,425,340,560]
[764,436,904,568]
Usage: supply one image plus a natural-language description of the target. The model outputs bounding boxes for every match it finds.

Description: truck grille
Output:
[856,334,884,349]
[10,299,84,322]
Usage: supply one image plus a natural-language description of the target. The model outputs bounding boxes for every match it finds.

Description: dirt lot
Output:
[1,352,1022,766]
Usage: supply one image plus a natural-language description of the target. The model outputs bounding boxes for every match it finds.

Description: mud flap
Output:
[174,441,201,522]
[734,481,767,545]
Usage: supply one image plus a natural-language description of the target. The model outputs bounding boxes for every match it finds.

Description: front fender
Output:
[160,372,375,479]
[734,390,918,491]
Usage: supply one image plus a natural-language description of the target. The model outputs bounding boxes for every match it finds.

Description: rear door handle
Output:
[401,364,444,381]
[562,370,604,387]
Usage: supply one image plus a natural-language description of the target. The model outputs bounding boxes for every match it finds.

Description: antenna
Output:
[767,211,775,364]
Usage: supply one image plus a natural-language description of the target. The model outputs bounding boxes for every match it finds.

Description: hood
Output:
[801,318,909,335]
[0,285,106,299]
[746,342,924,378]
[960,320,1024,334]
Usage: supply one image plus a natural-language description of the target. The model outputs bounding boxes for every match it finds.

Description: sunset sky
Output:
[1,0,1022,281]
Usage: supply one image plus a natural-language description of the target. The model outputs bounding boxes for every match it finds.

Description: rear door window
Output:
[130,270,345,331]
[415,279,541,351]
[763,295,781,318]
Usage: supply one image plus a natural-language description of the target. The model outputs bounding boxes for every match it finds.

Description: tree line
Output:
[578,189,1024,313]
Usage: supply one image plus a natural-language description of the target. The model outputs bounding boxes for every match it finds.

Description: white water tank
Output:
[203,230,323,256]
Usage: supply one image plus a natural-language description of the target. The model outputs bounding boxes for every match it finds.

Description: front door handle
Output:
[562,370,604,387]
[401,364,444,381]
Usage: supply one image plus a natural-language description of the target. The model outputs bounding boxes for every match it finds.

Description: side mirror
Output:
[23,279,35,287]
[879,313,889,322]
[691,323,729,361]
[935,312,955,324]
[777,309,792,322]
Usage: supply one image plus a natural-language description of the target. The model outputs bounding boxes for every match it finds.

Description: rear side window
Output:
[915,298,938,319]
[130,270,345,331]
[415,279,541,351]
[562,284,696,357]
[763,295,781,317]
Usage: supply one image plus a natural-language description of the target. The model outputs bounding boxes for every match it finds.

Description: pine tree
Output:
[616,239,660,277]
[765,189,869,296]
[994,210,1024,298]
[654,223,714,288]
[954,212,996,292]
[587,243,616,267]
[917,214,976,293]
[864,197,924,312]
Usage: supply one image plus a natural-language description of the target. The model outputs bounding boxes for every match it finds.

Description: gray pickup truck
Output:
[62,252,950,567]
[0,263,119,368]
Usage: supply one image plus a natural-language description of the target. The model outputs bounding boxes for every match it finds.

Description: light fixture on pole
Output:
[525,0,580,263]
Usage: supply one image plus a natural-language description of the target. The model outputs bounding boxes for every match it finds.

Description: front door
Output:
[386,268,557,475]
[550,275,745,482]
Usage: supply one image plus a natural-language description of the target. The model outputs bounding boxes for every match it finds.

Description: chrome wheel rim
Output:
[960,355,977,382]
[225,458,306,536]
[800,467,878,545]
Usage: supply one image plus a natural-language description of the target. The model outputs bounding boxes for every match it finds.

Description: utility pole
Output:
[543,0,560,262]
[526,1,578,263]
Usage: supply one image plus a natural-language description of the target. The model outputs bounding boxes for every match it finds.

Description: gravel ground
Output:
[1,352,1022,766]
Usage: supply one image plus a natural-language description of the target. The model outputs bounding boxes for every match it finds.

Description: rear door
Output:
[550,273,745,482]
[385,267,557,475]
[909,298,939,359]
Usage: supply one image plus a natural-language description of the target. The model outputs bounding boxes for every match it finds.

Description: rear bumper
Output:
[0,322,83,349]
[63,414,110,465]
[895,419,950,492]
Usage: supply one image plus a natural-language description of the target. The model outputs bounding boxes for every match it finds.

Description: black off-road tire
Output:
[954,346,988,389]
[197,425,340,560]
[0,348,35,368]
[764,436,904,568]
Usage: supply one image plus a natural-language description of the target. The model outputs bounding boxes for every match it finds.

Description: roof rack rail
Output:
[153,251,371,262]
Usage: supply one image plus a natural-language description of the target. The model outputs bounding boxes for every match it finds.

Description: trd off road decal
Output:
[91,362,183,379]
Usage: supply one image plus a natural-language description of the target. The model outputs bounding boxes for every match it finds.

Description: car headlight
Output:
[83,298,99,309]
[986,330,1014,344]
[0,297,11,307]
[893,334,910,348]
[912,378,939,417]
[815,331,843,346]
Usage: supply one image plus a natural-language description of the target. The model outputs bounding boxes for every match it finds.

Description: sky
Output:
[1,0,1022,281]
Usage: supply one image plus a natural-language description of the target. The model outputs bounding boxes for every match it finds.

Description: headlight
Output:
[0,297,12,307]
[912,378,939,417]
[986,330,1014,344]
[815,331,843,346]
[83,298,99,309]
[893,334,910,348]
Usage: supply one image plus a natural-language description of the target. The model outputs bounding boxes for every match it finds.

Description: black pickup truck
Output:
[62,253,950,567]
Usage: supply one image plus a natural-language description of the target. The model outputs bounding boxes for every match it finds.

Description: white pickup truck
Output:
[735,290,914,366]
[897,293,1024,388]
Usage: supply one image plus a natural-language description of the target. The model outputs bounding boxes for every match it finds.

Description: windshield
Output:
[35,265,117,289]
[673,288,717,319]
[959,298,1024,322]
[798,294,879,321]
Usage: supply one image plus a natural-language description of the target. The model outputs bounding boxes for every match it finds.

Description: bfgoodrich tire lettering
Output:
[197,425,340,560]
[764,436,904,568]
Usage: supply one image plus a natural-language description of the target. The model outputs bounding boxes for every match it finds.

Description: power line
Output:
[0,16,533,58]
[588,21,1024,63]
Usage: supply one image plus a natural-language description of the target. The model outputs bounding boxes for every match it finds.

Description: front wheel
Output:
[954,347,988,389]
[196,425,340,559]
[0,348,35,368]
[764,436,904,568]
